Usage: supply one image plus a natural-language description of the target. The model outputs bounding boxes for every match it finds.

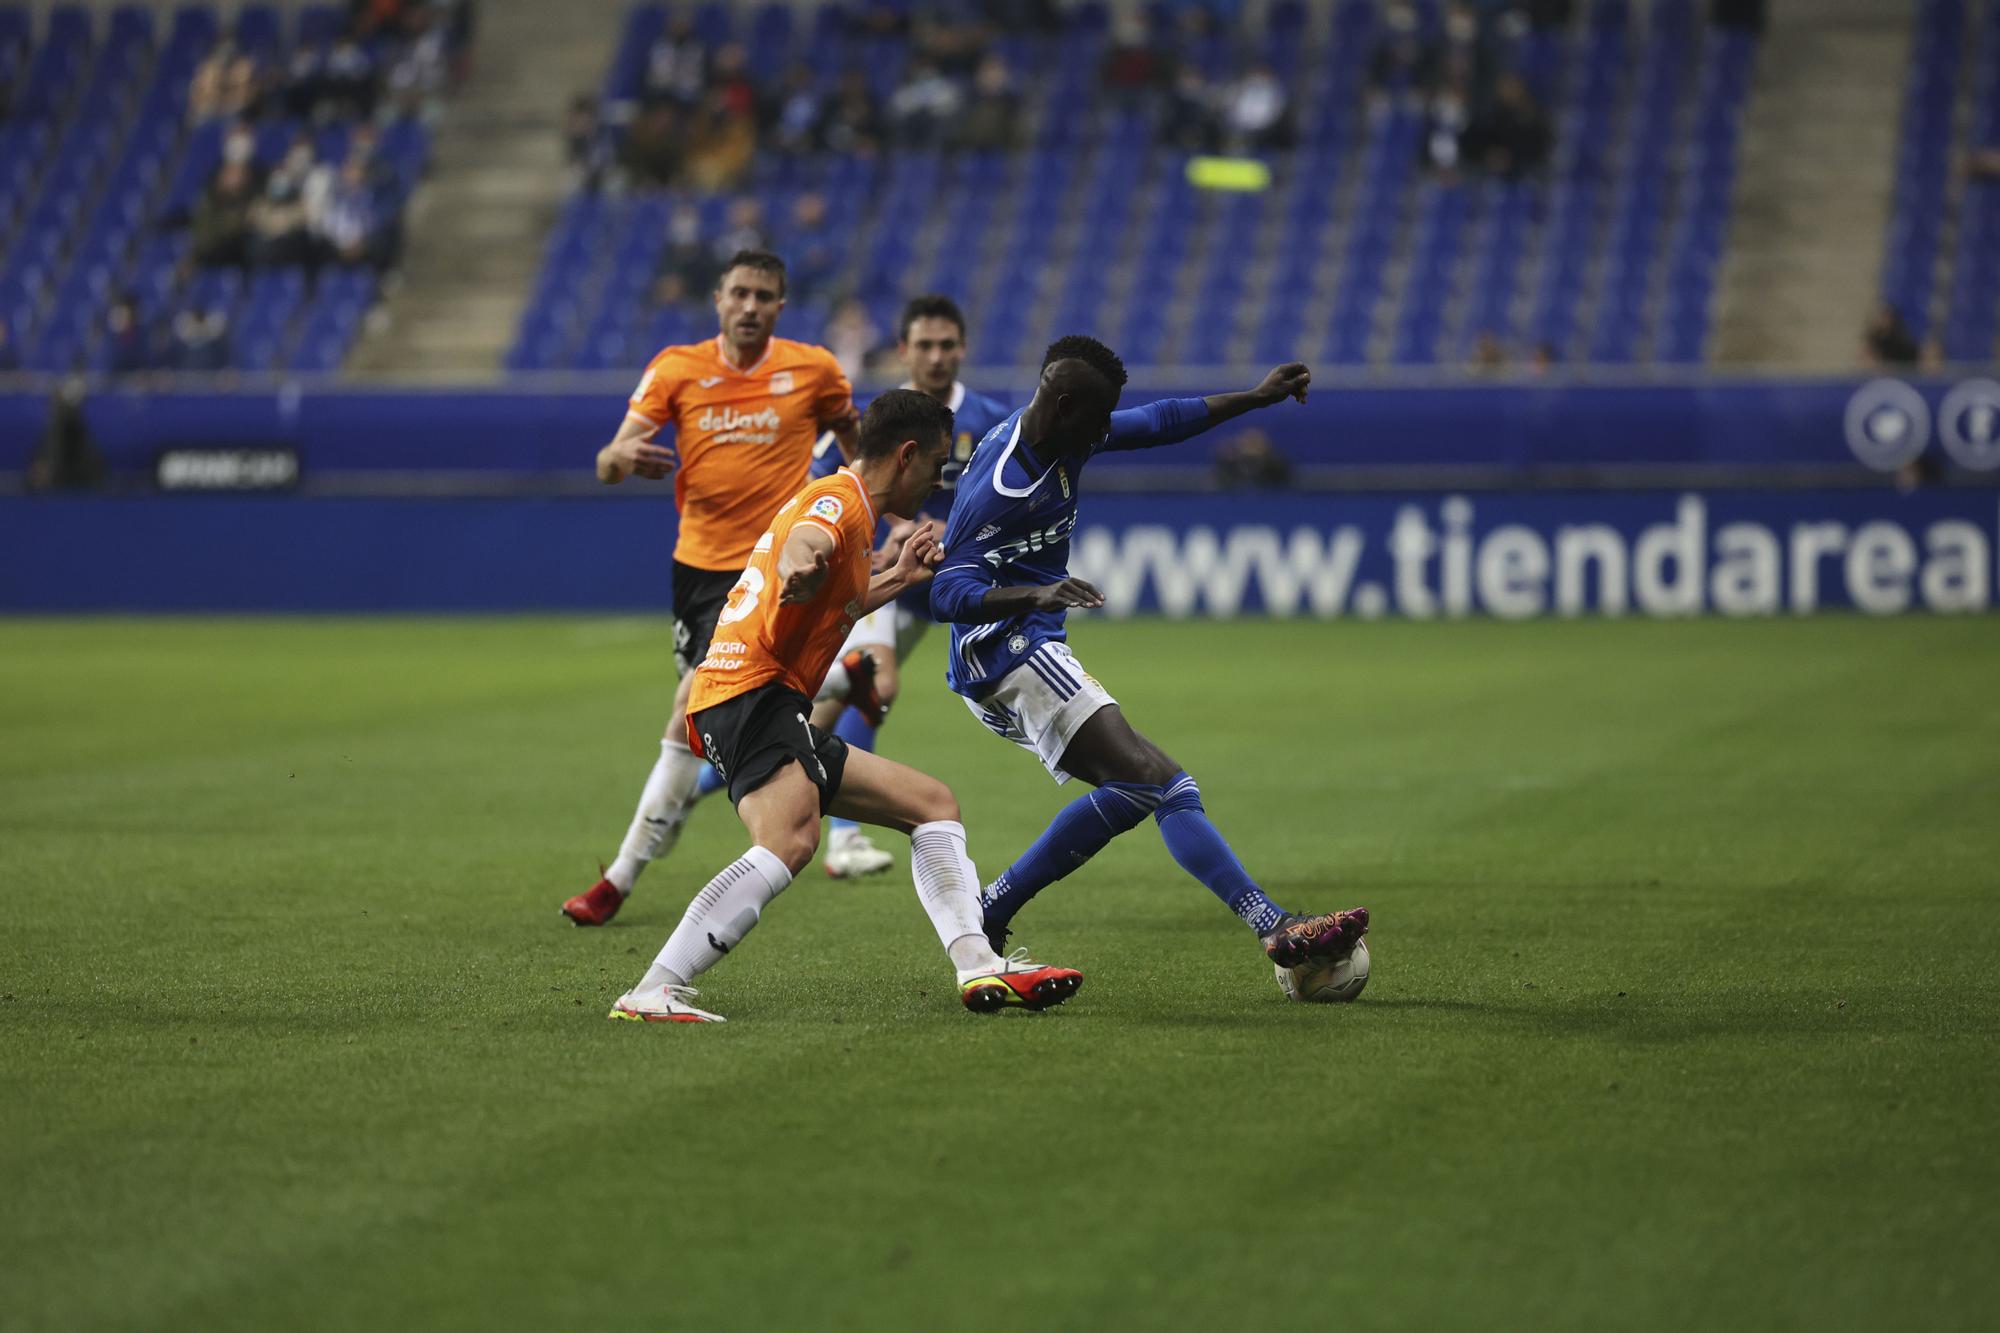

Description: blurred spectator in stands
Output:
[955,54,1021,151]
[765,63,824,155]
[657,202,713,292]
[825,299,882,381]
[385,5,452,121]
[619,101,683,188]
[565,94,611,191]
[283,38,329,119]
[100,294,156,375]
[166,305,232,372]
[248,137,317,267]
[713,198,767,269]
[889,60,964,149]
[1223,62,1293,153]
[1469,331,1508,373]
[1920,337,1947,373]
[1710,0,1766,34]
[1215,428,1291,489]
[1529,340,1558,376]
[1863,301,1920,368]
[856,4,912,39]
[1462,74,1550,179]
[222,118,258,172]
[820,69,886,156]
[315,157,395,269]
[1519,0,1576,28]
[685,87,756,191]
[1162,67,1220,153]
[1966,143,2000,181]
[1440,3,1487,92]
[978,0,1062,28]
[189,40,240,121]
[0,317,19,372]
[710,43,758,119]
[318,36,380,121]
[1102,13,1162,107]
[28,380,103,492]
[1370,2,1443,103]
[644,13,707,108]
[782,192,840,305]
[191,161,258,268]
[914,9,989,77]
[1421,75,1469,175]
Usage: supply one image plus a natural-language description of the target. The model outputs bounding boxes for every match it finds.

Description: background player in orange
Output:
[609,390,1083,1023]
[564,250,860,927]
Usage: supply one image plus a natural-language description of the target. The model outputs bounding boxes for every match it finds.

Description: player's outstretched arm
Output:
[930,563,1106,623]
[596,415,679,484]
[1203,361,1311,424]
[777,524,838,605]
[1099,364,1309,455]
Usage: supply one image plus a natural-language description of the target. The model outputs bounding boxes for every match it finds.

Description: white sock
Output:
[635,845,793,992]
[606,736,704,893]
[910,820,1002,977]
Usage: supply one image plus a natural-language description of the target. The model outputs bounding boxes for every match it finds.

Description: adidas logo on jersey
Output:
[975,523,1001,541]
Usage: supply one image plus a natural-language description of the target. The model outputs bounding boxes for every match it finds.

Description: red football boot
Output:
[841,649,887,727]
[561,876,626,927]
[959,950,1084,1013]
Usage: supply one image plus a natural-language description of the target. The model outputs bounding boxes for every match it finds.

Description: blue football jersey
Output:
[809,381,1012,617]
[933,396,1212,698]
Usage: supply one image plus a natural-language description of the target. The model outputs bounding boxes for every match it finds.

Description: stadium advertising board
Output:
[1069,491,1994,619]
[1,490,1990,615]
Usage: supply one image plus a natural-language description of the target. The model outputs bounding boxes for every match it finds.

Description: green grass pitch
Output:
[3,615,1997,1331]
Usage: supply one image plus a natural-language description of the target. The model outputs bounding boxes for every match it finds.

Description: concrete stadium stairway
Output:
[346,1,632,380]
[1712,0,1913,370]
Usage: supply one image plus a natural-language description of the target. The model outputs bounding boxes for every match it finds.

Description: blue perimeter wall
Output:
[4,490,1994,616]
[2,376,1995,615]
[1,374,1996,474]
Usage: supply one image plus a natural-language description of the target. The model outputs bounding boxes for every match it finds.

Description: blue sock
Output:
[695,762,726,798]
[829,710,878,837]
[978,782,1154,932]
[1153,772,1287,933]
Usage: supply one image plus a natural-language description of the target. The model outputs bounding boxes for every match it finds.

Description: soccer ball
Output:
[1275,939,1370,1003]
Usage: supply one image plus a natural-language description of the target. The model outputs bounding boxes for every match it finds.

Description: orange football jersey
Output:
[686,467,879,726]
[627,335,855,571]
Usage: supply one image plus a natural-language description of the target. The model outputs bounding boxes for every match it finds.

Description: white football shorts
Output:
[964,640,1116,785]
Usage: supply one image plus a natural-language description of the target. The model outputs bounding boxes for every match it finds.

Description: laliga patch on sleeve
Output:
[632,368,655,400]
[808,495,844,525]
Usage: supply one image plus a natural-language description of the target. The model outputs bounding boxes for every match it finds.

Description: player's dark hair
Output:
[717,249,787,297]
[1041,333,1127,389]
[857,388,955,460]
[899,294,966,343]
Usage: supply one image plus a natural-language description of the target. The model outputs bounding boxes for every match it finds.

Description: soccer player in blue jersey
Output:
[930,335,1369,970]
[688,295,1012,877]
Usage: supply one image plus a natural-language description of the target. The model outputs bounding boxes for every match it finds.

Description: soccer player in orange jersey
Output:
[563,250,860,927]
[608,391,1084,1023]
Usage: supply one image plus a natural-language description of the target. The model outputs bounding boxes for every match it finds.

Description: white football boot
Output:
[823,827,895,879]
[607,984,726,1024]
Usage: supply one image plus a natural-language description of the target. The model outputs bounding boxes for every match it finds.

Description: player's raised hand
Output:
[1030,577,1106,612]
[779,548,832,605]
[1253,362,1311,406]
[892,520,942,584]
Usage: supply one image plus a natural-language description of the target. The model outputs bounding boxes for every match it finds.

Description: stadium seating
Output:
[510,0,1758,374]
[1881,0,2000,361]
[0,3,435,376]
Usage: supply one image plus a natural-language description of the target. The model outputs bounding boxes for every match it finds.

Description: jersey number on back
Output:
[717,565,766,627]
